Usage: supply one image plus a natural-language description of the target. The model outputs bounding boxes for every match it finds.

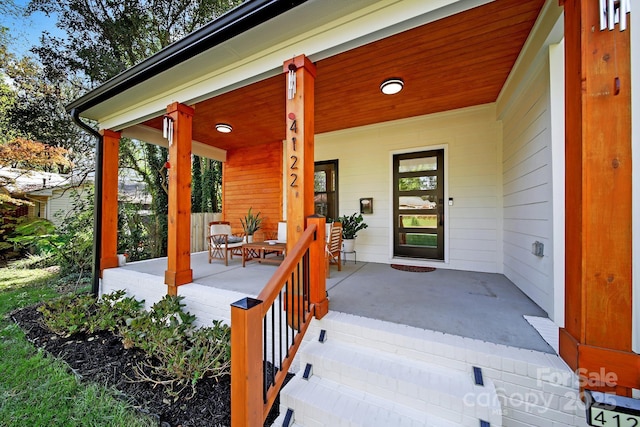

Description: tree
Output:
[28,0,245,85]
[1,29,95,172]
[0,138,70,170]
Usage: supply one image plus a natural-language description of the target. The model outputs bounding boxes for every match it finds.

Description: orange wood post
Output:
[100,129,121,274]
[560,0,637,393]
[164,102,194,295]
[283,55,316,253]
[307,215,328,318]
[230,297,263,427]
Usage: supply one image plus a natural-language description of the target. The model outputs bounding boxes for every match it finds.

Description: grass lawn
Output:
[0,267,156,427]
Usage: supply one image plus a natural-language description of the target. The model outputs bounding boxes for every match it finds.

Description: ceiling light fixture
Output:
[380,78,404,95]
[215,123,232,133]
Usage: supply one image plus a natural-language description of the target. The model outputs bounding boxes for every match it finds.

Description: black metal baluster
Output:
[263,314,267,403]
[271,299,275,384]
[278,290,283,373]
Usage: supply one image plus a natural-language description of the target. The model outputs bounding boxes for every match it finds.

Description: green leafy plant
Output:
[121,295,231,397]
[9,218,61,256]
[240,207,263,236]
[37,291,231,398]
[37,292,96,337]
[94,290,145,333]
[37,290,144,337]
[338,212,369,239]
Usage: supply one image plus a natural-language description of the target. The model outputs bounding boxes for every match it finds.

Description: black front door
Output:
[393,149,445,260]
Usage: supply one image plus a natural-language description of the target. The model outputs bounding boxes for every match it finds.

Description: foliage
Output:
[52,187,95,277]
[240,207,263,236]
[338,213,369,239]
[27,0,245,85]
[3,186,94,276]
[37,290,144,337]
[38,291,231,398]
[5,253,55,270]
[192,155,203,212]
[119,295,232,397]
[37,292,97,336]
[0,138,70,170]
[8,218,59,256]
[118,202,152,261]
[0,55,93,170]
[0,267,155,426]
[201,158,222,212]
[0,75,18,145]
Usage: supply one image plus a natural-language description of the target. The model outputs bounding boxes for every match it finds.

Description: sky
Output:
[0,0,65,59]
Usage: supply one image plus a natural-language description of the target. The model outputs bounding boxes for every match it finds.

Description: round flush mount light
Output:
[215,123,232,133]
[380,78,404,95]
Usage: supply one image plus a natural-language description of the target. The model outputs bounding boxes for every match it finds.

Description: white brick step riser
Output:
[279,374,468,427]
[306,317,476,373]
[298,339,501,423]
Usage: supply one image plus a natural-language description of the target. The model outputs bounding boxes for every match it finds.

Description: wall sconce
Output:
[215,123,233,133]
[380,78,404,95]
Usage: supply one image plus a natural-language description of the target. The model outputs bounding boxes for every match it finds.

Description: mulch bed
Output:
[390,264,436,273]
[10,304,285,427]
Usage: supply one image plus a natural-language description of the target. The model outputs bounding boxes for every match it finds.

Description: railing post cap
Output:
[231,297,262,310]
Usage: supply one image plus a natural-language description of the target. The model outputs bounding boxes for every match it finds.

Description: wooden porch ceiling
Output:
[143,0,545,151]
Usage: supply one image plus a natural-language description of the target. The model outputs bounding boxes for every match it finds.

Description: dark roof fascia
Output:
[66,0,308,114]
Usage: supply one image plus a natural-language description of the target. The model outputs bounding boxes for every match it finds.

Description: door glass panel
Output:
[314,171,327,192]
[399,176,437,191]
[398,232,438,248]
[399,215,437,229]
[399,156,437,172]
[398,195,437,209]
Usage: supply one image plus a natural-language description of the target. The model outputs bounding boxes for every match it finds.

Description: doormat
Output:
[391,264,435,273]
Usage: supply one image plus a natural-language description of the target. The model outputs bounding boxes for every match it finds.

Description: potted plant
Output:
[240,207,263,243]
[337,212,368,253]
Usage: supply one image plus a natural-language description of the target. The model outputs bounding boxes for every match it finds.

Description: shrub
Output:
[37,290,144,337]
[37,292,96,337]
[39,291,231,398]
[122,295,231,397]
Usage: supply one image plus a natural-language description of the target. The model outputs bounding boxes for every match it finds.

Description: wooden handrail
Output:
[231,216,327,426]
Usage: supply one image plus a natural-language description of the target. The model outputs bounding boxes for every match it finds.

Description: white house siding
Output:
[315,104,502,273]
[498,56,555,318]
[47,187,84,228]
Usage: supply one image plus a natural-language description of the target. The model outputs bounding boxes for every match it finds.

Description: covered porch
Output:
[107,253,554,354]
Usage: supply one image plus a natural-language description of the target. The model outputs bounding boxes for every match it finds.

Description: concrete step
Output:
[275,374,465,427]
[297,338,501,425]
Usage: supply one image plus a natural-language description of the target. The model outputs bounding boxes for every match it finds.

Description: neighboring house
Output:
[0,167,91,228]
[66,0,637,425]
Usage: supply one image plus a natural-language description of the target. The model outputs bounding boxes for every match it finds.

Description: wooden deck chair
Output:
[326,221,342,277]
[207,221,245,266]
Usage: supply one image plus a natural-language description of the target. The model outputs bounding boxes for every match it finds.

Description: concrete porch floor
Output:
[120,251,555,354]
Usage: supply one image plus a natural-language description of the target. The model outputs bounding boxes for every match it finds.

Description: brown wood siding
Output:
[222,140,283,238]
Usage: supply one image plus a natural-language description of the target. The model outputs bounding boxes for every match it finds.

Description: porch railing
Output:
[230,216,327,426]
